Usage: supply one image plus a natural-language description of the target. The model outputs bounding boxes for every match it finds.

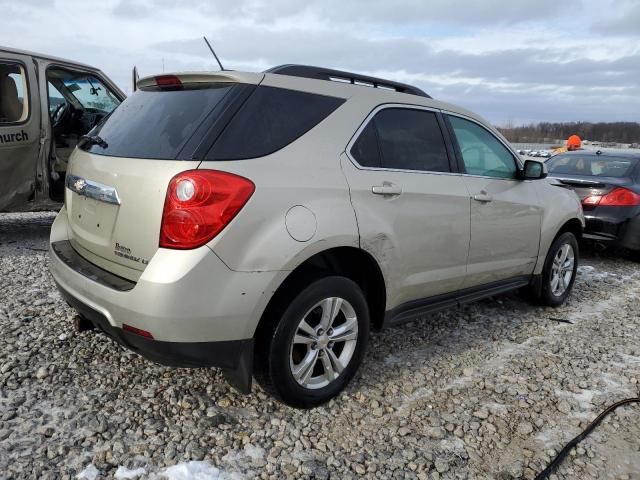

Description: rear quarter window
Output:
[206,86,345,160]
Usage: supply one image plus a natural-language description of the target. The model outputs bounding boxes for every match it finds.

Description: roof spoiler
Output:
[136,71,264,90]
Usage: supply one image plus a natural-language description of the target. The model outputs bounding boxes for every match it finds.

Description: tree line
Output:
[497,122,640,144]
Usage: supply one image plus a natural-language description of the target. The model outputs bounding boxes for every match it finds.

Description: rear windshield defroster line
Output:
[85,83,345,161]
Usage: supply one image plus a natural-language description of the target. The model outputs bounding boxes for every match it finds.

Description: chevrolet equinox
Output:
[49,65,585,407]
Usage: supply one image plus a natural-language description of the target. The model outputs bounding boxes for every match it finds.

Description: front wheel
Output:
[255,276,369,408]
[536,232,579,307]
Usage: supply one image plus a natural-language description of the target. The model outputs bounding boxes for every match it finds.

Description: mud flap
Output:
[223,342,254,394]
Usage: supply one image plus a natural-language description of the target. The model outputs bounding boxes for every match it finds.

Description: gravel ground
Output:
[1,212,639,480]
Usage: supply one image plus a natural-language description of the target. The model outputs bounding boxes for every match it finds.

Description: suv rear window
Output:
[547,154,639,178]
[86,83,344,161]
[86,84,235,160]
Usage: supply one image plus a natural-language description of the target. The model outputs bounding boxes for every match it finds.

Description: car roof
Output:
[0,45,96,70]
[138,65,505,143]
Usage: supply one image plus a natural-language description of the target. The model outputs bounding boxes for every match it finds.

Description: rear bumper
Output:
[583,206,640,250]
[48,208,281,392]
[56,280,253,390]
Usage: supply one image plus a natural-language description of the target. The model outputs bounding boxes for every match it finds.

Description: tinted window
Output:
[87,84,234,159]
[207,86,344,160]
[356,108,450,172]
[350,122,381,168]
[547,154,639,178]
[448,115,516,179]
[0,62,28,124]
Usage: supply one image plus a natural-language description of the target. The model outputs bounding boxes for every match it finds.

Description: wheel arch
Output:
[253,246,387,348]
[556,217,583,242]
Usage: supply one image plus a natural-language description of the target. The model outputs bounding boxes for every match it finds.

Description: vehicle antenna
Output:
[203,36,225,71]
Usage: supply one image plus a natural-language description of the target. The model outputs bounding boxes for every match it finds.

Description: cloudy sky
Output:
[1,0,639,125]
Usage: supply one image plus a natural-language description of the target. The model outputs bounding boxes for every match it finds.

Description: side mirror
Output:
[521,160,547,180]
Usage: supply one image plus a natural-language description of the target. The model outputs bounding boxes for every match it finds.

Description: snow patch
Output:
[115,466,147,479]
[76,464,100,480]
[242,444,264,461]
[156,461,237,480]
[222,443,265,465]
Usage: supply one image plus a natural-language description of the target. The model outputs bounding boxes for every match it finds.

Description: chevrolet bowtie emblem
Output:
[73,178,86,192]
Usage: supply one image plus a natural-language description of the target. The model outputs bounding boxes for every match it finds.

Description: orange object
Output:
[567,135,582,150]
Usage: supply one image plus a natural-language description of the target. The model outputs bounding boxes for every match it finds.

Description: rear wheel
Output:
[255,276,369,408]
[536,232,579,306]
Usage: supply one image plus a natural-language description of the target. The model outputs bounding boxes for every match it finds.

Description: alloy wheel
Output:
[550,243,575,296]
[289,297,359,389]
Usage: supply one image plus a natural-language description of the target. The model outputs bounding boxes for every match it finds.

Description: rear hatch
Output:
[64,72,263,281]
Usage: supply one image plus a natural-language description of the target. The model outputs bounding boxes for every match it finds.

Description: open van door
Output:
[0,51,41,211]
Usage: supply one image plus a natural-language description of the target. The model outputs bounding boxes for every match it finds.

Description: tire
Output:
[536,232,579,307]
[255,276,369,408]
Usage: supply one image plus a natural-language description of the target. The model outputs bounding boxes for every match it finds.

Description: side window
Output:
[351,108,450,172]
[350,122,381,168]
[376,109,450,172]
[0,62,29,124]
[448,115,517,179]
[207,86,345,160]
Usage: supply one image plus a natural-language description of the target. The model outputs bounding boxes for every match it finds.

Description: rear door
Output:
[0,53,41,210]
[342,106,470,309]
[445,113,542,288]
[63,76,260,280]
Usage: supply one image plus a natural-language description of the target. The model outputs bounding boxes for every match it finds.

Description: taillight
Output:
[154,75,183,90]
[582,187,640,207]
[160,170,255,249]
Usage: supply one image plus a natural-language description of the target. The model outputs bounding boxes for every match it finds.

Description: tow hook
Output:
[74,315,95,333]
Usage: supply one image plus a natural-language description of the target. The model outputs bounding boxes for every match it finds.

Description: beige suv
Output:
[49,65,584,407]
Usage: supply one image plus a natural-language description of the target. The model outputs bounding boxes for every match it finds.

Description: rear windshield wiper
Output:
[79,134,108,150]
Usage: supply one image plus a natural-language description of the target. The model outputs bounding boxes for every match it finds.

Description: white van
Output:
[0,47,124,211]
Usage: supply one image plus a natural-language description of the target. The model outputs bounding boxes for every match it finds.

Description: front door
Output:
[0,53,41,211]
[342,106,470,310]
[445,114,542,288]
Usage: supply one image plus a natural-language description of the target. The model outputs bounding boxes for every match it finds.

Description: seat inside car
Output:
[0,74,23,122]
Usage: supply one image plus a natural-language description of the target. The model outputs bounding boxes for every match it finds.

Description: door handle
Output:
[473,193,493,203]
[372,183,402,196]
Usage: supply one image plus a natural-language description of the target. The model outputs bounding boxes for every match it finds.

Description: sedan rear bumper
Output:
[583,205,640,250]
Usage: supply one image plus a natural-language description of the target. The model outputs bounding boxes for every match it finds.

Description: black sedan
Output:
[547,150,640,251]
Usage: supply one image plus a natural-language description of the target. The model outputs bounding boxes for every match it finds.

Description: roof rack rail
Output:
[265,64,431,98]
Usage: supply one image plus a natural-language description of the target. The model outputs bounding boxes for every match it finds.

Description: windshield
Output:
[47,67,121,115]
[62,76,120,113]
[548,154,639,178]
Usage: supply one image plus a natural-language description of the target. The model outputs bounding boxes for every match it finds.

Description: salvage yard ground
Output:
[1,212,639,479]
